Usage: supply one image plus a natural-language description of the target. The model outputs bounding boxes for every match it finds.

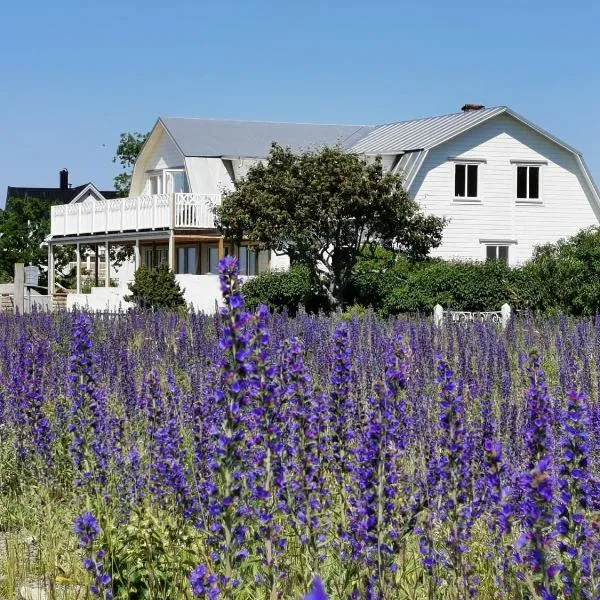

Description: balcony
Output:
[50,193,221,238]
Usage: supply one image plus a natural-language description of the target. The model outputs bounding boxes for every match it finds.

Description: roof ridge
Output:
[160,116,374,128]
[374,106,505,128]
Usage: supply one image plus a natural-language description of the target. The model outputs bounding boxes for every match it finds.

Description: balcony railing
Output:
[50,193,221,237]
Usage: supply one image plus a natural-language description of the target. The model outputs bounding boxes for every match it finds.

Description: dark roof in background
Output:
[160,117,376,158]
[5,183,118,205]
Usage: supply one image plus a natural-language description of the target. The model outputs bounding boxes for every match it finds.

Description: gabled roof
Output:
[69,183,114,204]
[351,107,507,154]
[159,117,375,158]
[350,106,585,156]
[5,183,118,205]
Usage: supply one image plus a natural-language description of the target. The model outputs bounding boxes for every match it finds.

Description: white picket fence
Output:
[433,303,512,329]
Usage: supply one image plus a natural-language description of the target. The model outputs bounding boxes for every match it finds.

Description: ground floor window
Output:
[485,245,509,263]
[142,245,168,268]
[177,245,199,274]
[238,245,258,276]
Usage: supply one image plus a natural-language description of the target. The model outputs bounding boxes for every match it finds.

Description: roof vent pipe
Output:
[461,104,485,112]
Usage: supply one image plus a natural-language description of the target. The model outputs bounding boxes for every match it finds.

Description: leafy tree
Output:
[113,131,149,196]
[215,144,445,307]
[126,264,186,310]
[0,196,73,285]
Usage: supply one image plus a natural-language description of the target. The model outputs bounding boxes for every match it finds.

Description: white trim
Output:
[479,238,518,244]
[509,159,548,165]
[448,157,487,163]
[69,183,108,204]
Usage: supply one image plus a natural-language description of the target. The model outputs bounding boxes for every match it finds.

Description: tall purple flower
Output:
[74,512,112,600]
[68,313,112,488]
[423,360,476,596]
[515,352,558,599]
[556,389,594,596]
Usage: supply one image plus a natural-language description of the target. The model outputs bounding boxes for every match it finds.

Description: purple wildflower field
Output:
[0,256,599,599]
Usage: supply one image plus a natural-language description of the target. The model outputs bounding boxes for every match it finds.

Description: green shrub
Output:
[517,227,600,315]
[383,260,512,315]
[242,265,329,315]
[344,247,421,311]
[126,264,186,311]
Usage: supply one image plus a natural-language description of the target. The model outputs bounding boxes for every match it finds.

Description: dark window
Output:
[455,164,466,197]
[517,166,527,198]
[467,164,478,197]
[529,167,539,199]
[516,165,540,200]
[455,163,478,198]
[486,245,509,263]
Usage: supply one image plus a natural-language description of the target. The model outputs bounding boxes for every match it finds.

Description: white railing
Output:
[50,193,222,237]
[433,303,512,329]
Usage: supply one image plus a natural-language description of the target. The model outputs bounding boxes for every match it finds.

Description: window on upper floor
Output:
[486,245,509,263]
[516,165,540,200]
[454,163,479,199]
[149,174,162,195]
[147,169,189,195]
[165,169,189,194]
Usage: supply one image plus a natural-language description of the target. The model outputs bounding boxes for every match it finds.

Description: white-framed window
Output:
[165,169,190,194]
[486,245,509,263]
[149,174,162,195]
[454,163,480,200]
[516,165,540,201]
[147,169,190,195]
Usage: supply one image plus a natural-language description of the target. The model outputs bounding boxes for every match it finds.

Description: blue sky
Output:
[1,0,599,206]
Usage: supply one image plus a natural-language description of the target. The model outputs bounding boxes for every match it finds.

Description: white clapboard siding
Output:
[410,113,599,265]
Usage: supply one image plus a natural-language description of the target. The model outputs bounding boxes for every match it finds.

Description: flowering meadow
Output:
[0,257,599,599]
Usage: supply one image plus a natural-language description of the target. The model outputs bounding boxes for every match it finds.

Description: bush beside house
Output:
[126,264,186,311]
[245,226,600,316]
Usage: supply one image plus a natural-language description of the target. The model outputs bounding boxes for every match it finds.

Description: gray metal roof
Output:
[350,107,508,154]
[160,117,375,158]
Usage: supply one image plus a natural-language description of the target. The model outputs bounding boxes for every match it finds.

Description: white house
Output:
[48,104,600,311]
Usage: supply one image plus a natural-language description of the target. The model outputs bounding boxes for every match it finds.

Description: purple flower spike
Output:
[304,577,328,600]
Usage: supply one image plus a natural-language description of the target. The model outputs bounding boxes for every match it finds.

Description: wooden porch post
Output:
[218,236,224,260]
[168,231,176,272]
[134,239,141,271]
[94,243,99,287]
[105,240,110,288]
[75,242,81,294]
[47,242,55,296]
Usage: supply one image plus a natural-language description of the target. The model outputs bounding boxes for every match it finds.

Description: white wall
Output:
[67,288,134,311]
[130,123,185,196]
[410,113,599,265]
[185,157,235,195]
[112,257,136,286]
[270,251,290,271]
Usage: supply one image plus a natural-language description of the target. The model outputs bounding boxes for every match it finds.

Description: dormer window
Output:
[147,169,189,195]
